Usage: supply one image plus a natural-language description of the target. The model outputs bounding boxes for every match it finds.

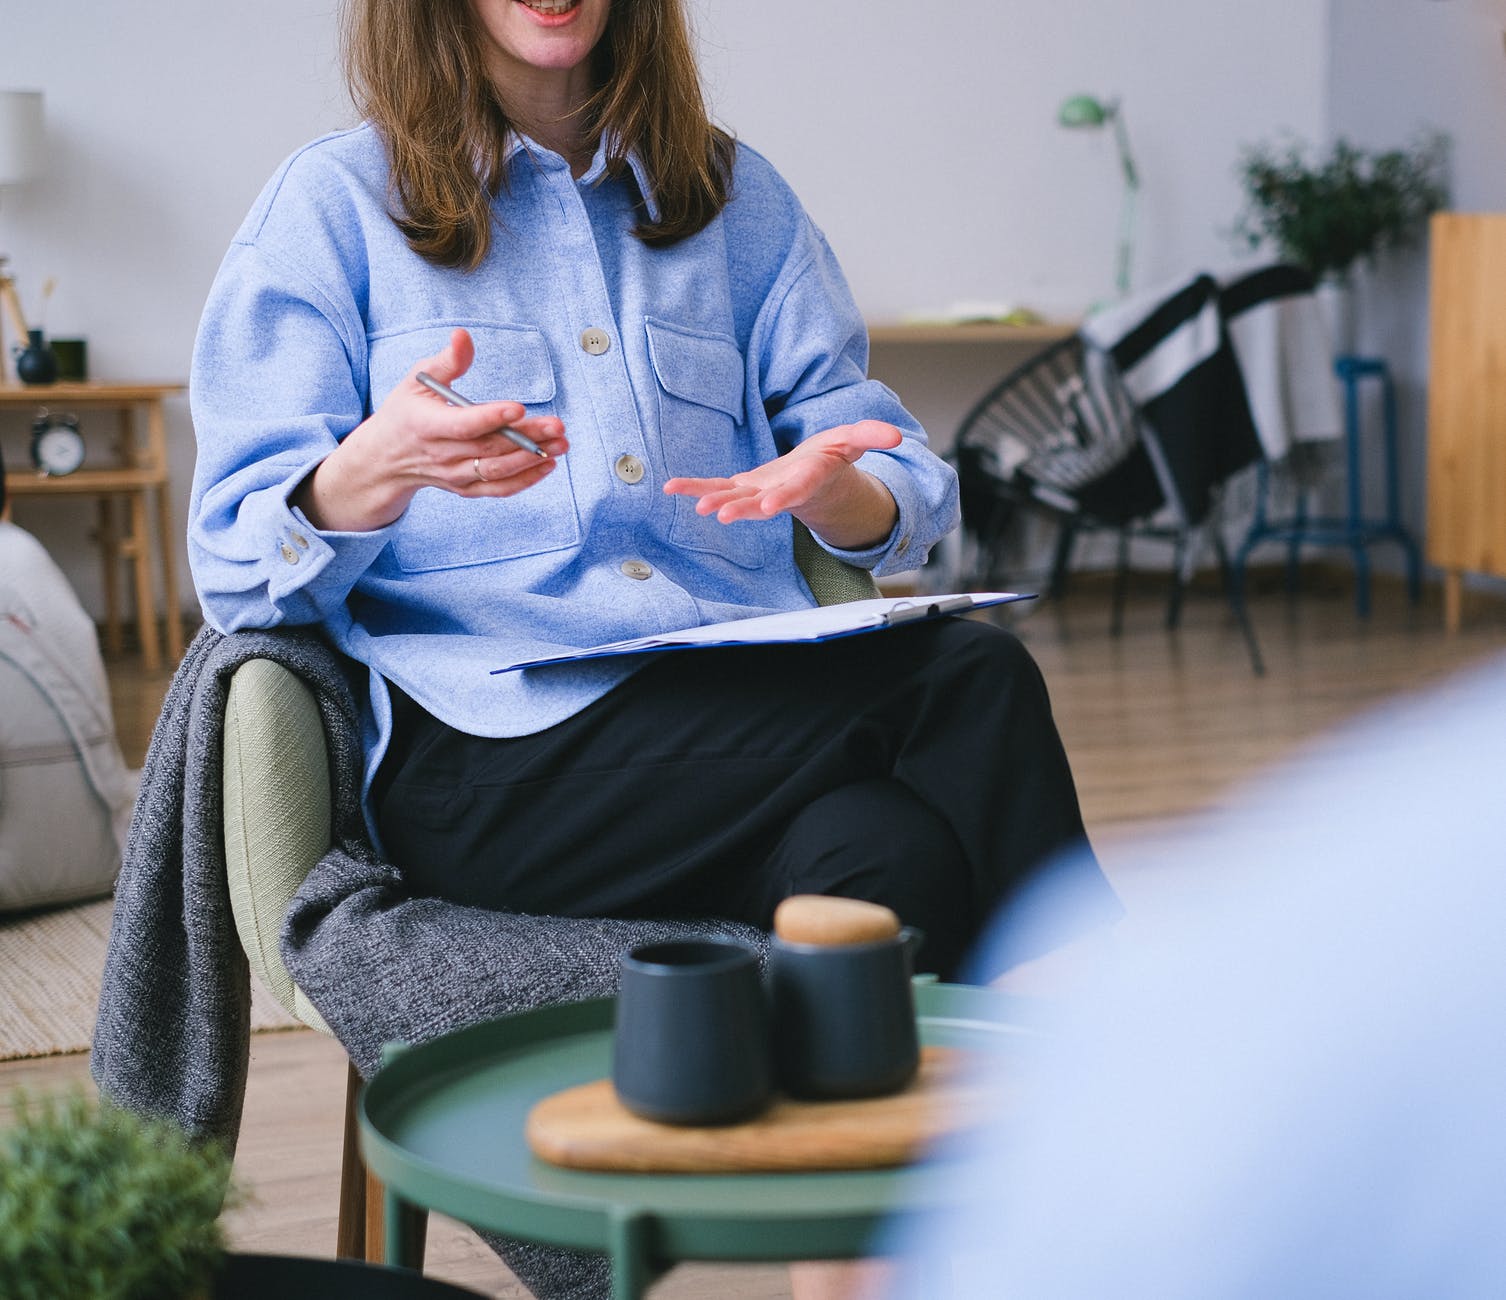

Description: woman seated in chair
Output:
[188,0,1117,990]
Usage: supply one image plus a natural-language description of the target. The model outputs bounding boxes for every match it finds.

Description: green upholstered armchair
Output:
[219,528,879,1263]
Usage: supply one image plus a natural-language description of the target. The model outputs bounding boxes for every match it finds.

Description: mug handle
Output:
[898,925,925,971]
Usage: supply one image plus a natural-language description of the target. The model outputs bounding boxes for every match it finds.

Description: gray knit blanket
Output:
[91,624,766,1299]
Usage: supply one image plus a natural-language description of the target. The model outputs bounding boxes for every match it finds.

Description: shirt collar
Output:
[502,130,662,224]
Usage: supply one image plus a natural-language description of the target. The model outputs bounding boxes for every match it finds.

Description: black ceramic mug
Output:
[611,939,772,1126]
[769,926,923,1100]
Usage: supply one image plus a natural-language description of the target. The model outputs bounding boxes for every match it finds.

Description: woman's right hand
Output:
[291,327,568,533]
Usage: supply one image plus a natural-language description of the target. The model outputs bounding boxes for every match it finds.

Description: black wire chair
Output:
[950,334,1264,673]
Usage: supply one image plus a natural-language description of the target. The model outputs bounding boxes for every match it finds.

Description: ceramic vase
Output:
[14,328,59,385]
[1315,275,1357,359]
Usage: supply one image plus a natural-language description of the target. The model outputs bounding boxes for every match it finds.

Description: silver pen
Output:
[415,371,550,459]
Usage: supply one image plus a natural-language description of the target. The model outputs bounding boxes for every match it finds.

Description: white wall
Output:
[690,0,1329,585]
[694,0,1327,320]
[4,1,1490,624]
[0,3,348,620]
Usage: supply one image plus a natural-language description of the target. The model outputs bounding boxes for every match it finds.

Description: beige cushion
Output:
[221,533,876,1034]
[223,658,332,1034]
[0,522,139,912]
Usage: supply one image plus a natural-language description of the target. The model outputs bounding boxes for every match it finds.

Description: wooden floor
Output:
[6,573,1506,1296]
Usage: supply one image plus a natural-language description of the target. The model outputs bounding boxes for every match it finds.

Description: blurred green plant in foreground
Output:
[0,1089,241,1300]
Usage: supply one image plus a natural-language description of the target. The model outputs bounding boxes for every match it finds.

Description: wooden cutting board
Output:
[526,1047,1006,1173]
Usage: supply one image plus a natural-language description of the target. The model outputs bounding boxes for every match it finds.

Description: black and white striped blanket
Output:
[1081,263,1341,524]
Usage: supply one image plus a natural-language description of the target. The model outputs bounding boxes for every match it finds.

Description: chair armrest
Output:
[223,657,333,1033]
[794,521,881,605]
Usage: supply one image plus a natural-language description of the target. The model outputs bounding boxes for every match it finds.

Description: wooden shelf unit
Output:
[1,381,186,671]
[1425,214,1506,632]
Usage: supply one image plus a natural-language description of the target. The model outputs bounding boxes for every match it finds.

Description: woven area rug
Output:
[0,898,301,1062]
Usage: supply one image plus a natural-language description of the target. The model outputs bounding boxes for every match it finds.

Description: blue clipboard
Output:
[490,591,1034,674]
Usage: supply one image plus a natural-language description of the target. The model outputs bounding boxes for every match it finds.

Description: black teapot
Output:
[769,895,924,1100]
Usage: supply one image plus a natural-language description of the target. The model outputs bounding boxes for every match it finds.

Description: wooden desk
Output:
[867,320,1076,347]
[862,321,1077,468]
[1,381,185,671]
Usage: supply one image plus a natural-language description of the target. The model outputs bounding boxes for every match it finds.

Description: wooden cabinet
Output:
[1,381,185,670]
[1426,214,1506,631]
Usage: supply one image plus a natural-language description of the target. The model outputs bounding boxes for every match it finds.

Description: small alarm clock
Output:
[31,411,86,477]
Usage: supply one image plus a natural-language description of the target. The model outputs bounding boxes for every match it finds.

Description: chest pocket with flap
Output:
[367,324,580,572]
[646,317,764,571]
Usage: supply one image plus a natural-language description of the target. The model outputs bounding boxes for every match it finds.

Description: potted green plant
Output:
[0,1089,241,1299]
[1235,131,1449,349]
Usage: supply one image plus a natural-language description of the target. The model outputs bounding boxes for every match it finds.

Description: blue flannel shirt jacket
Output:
[188,124,959,795]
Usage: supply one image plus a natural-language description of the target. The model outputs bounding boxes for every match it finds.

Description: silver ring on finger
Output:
[473,456,491,483]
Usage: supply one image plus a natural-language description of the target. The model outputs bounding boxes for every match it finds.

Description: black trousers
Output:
[375,619,1116,980]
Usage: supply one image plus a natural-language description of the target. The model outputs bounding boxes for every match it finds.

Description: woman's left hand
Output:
[663,421,902,551]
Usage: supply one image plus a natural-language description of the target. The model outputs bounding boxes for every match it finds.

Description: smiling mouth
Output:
[517,0,581,14]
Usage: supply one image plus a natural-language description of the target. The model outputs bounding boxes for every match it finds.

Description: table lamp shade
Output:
[0,91,44,188]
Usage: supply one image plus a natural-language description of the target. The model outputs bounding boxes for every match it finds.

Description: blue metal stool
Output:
[1233,355,1422,618]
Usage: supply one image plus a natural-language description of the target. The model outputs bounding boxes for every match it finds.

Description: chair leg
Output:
[1219,524,1268,676]
[1203,506,1267,676]
[365,1168,386,1263]
[365,1166,429,1270]
[1229,582,1268,677]
[1110,527,1132,637]
[337,1059,429,1269]
[1048,517,1079,599]
[978,500,1013,587]
[1165,533,1190,630]
[1211,527,1234,593]
[336,1062,367,1260]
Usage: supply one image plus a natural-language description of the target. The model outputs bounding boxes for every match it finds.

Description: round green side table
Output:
[359,981,1032,1299]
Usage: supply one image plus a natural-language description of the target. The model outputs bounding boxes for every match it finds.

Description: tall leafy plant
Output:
[1236,133,1449,281]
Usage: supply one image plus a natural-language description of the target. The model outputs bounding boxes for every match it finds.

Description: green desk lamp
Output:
[1058,94,1140,299]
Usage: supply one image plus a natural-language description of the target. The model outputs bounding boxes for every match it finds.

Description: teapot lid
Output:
[773,894,901,947]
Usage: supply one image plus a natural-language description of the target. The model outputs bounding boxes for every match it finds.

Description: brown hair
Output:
[341,0,735,270]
